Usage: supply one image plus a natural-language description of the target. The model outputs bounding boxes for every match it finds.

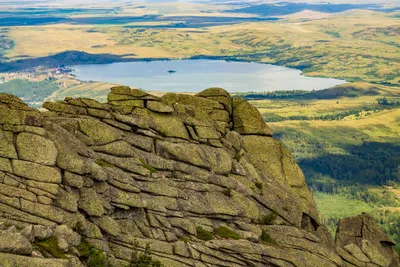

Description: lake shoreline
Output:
[68,59,346,93]
[0,50,338,84]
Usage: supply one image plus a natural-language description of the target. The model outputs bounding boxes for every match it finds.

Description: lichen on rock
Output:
[0,87,397,267]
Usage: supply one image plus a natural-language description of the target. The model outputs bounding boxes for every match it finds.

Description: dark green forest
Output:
[276,130,400,186]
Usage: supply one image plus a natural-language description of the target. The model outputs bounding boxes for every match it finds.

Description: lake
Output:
[69,60,346,93]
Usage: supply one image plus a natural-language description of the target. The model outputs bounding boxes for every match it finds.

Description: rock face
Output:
[0,88,398,267]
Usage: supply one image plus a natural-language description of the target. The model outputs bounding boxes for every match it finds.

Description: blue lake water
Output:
[69,60,346,93]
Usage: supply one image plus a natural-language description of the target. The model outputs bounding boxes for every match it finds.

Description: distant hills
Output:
[227,2,399,16]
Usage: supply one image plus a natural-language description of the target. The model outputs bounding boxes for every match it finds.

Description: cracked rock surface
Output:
[0,87,398,267]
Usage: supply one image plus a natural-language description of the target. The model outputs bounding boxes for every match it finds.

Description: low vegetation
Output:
[77,238,107,267]
[214,226,241,240]
[196,227,213,241]
[260,230,277,245]
[130,244,163,267]
[35,236,67,259]
[260,212,278,225]
[0,79,58,107]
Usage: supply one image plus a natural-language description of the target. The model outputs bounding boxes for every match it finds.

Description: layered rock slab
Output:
[0,88,398,267]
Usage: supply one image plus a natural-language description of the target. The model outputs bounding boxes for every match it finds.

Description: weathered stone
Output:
[0,184,36,202]
[92,141,137,157]
[0,252,70,266]
[54,225,81,252]
[110,86,149,98]
[162,93,220,111]
[147,101,174,113]
[209,109,230,122]
[78,188,105,217]
[23,126,46,136]
[343,243,370,263]
[114,114,149,130]
[91,216,121,237]
[88,108,112,119]
[196,87,233,114]
[43,102,88,115]
[336,214,399,267]
[12,160,62,183]
[0,129,17,159]
[26,180,59,195]
[224,131,243,151]
[0,158,12,172]
[156,141,232,174]
[20,199,65,224]
[63,172,84,188]
[195,126,221,139]
[110,99,145,109]
[0,232,32,255]
[132,108,189,140]
[16,132,58,166]
[123,133,154,152]
[232,97,272,136]
[80,98,109,110]
[32,225,53,241]
[110,187,147,208]
[78,119,122,145]
[55,188,79,213]
[57,149,107,182]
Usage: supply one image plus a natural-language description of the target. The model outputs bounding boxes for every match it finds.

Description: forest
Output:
[0,79,58,107]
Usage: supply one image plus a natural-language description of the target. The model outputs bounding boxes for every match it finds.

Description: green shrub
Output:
[77,237,107,267]
[88,250,107,267]
[196,226,213,241]
[260,212,278,225]
[214,226,241,240]
[35,236,67,259]
[130,244,163,267]
[260,230,277,245]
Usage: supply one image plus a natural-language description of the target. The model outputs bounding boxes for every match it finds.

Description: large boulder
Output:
[232,97,273,136]
[336,214,399,267]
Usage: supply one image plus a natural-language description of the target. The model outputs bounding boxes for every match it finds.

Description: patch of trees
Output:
[236,90,310,100]
[238,85,380,101]
[300,142,400,185]
[325,31,341,38]
[310,178,399,207]
[263,104,395,122]
[0,79,58,107]
[377,97,400,106]
[276,130,400,185]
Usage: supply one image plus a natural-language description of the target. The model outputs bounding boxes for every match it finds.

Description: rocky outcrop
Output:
[0,87,398,267]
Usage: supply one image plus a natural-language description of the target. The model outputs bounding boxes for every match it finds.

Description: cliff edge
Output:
[0,87,398,267]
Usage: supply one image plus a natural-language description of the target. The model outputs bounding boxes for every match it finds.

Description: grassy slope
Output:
[315,192,374,220]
